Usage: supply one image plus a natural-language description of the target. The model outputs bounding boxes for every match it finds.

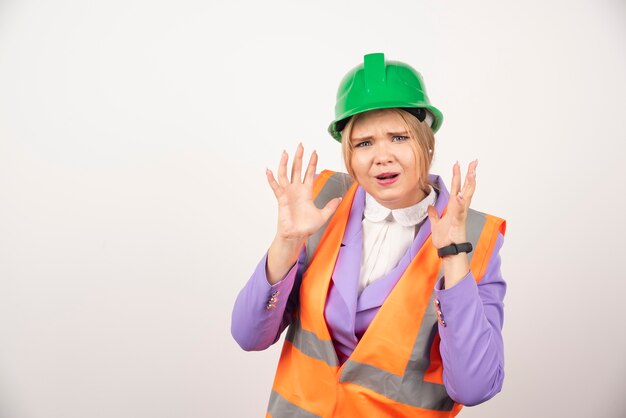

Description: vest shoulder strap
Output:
[465,208,506,282]
[305,171,354,266]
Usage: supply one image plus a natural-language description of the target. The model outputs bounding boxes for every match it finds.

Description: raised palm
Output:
[427,160,478,248]
[266,144,341,241]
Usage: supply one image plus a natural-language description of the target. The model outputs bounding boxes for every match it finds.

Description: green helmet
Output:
[328,52,443,142]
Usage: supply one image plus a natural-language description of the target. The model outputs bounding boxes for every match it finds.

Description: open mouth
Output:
[375,173,399,180]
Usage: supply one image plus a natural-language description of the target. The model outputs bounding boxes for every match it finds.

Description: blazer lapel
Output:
[326,187,365,335]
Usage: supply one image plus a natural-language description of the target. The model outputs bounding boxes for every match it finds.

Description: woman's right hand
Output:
[264,144,342,284]
[267,143,342,241]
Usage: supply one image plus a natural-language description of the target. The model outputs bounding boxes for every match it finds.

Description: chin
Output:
[375,194,404,208]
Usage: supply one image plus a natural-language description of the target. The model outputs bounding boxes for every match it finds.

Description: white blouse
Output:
[359,187,437,294]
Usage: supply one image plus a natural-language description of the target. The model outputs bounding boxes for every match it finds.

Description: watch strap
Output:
[437,242,473,258]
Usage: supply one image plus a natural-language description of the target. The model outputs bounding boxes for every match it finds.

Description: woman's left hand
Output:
[427,160,478,249]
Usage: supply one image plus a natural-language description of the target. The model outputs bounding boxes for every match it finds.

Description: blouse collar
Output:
[363,186,437,227]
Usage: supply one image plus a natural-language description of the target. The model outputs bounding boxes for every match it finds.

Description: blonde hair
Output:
[340,108,436,192]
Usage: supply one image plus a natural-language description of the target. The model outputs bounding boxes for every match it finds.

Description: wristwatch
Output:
[437,242,473,258]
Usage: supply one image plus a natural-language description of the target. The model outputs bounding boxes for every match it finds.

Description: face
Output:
[349,109,425,209]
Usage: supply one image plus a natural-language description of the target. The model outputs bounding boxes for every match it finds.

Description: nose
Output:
[373,141,394,165]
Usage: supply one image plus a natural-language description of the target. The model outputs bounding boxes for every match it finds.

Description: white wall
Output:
[0,0,625,417]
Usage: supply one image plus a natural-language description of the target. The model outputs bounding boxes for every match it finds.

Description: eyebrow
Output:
[351,131,410,142]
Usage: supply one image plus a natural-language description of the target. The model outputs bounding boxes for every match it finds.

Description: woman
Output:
[232,53,506,417]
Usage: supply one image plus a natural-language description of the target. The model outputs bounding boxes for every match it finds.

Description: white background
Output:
[1,0,625,417]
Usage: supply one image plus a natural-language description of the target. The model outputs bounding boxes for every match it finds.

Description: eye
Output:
[353,140,372,148]
[392,135,409,142]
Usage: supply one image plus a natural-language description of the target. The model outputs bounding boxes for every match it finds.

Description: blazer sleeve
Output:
[231,247,307,351]
[434,232,506,406]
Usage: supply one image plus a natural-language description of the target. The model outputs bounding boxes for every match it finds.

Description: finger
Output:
[320,197,342,222]
[303,150,318,185]
[450,161,462,198]
[455,193,466,209]
[460,159,478,204]
[266,168,281,198]
[291,143,304,184]
[277,150,289,187]
[427,205,439,225]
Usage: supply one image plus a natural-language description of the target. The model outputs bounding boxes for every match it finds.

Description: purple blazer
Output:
[231,174,506,406]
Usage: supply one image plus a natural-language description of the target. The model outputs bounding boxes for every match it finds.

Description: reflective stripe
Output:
[306,172,354,266]
[466,209,487,266]
[313,172,353,210]
[285,318,339,367]
[341,359,454,411]
[268,390,321,418]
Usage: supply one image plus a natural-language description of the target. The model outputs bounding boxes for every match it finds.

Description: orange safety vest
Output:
[267,171,506,418]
